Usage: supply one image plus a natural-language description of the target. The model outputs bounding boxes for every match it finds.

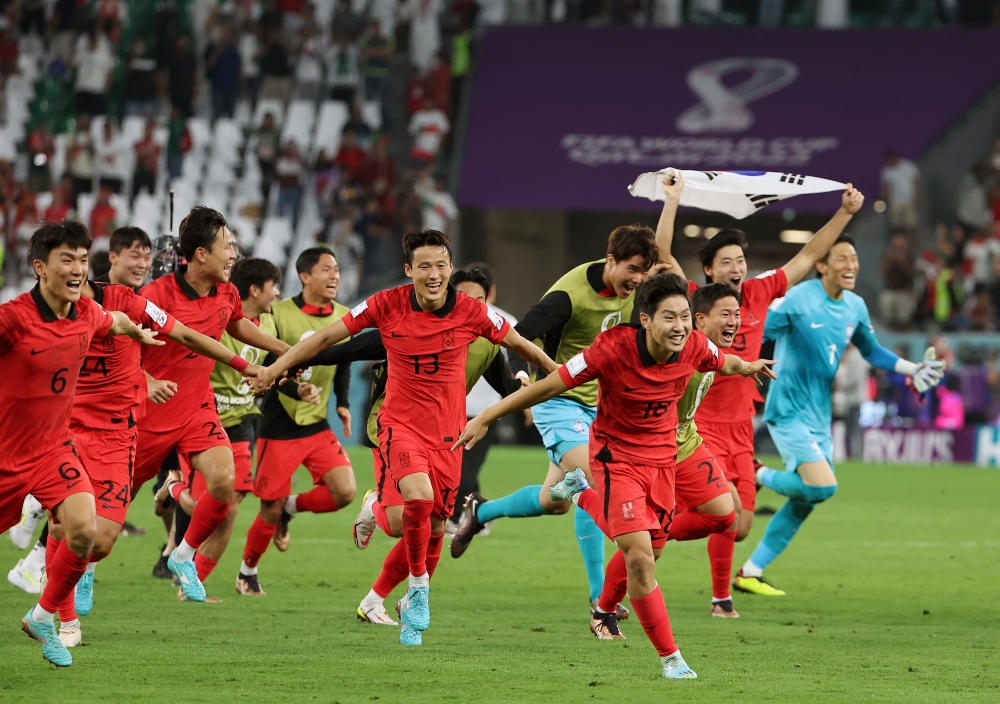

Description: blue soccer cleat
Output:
[21,608,72,667]
[402,585,430,631]
[396,598,423,646]
[74,572,94,616]
[549,468,589,502]
[168,550,206,602]
[661,651,698,679]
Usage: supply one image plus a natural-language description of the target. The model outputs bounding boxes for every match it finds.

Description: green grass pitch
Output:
[1,446,998,702]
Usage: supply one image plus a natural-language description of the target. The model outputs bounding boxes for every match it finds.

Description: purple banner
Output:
[460,28,1000,212]
[862,425,979,464]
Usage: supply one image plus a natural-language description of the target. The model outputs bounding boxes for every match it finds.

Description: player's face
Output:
[606,254,650,299]
[455,281,487,302]
[642,294,692,355]
[302,253,340,302]
[405,246,453,306]
[819,242,859,292]
[253,279,281,313]
[705,245,748,292]
[201,226,238,283]
[36,245,89,304]
[695,296,741,348]
[108,242,152,288]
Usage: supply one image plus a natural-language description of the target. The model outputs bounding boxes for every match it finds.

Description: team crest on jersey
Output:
[573,420,587,434]
[845,323,855,343]
[79,333,89,355]
[742,309,760,327]
[674,378,686,394]
[601,311,622,332]
[102,336,115,354]
[218,309,228,331]
[442,330,454,348]
[399,452,411,468]
[621,501,635,522]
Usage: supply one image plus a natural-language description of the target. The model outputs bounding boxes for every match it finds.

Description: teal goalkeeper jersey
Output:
[762,279,883,432]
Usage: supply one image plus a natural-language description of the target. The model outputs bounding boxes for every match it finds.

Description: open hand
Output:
[130,326,164,346]
[743,359,777,386]
[298,383,322,405]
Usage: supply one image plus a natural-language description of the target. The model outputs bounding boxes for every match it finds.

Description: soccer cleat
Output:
[235,572,266,596]
[74,572,94,616]
[273,511,292,552]
[22,609,72,667]
[168,550,206,602]
[733,570,786,596]
[396,598,423,646]
[402,585,430,631]
[178,589,222,603]
[710,599,740,618]
[8,558,43,594]
[590,599,629,621]
[10,495,45,550]
[353,489,378,550]
[120,521,146,536]
[449,492,486,558]
[549,468,589,502]
[154,471,182,516]
[590,610,626,640]
[661,651,697,679]
[152,546,173,579]
[58,621,82,647]
[357,602,398,626]
[753,458,764,490]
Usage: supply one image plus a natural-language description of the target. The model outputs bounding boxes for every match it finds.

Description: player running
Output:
[133,207,288,602]
[236,247,357,596]
[3,222,162,666]
[739,234,944,590]
[454,274,775,679]
[250,230,556,644]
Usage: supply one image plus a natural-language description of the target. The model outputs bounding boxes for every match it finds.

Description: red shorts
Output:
[376,425,462,519]
[589,444,675,549]
[254,429,351,501]
[673,442,730,513]
[132,402,233,491]
[71,422,137,525]
[0,446,93,532]
[698,420,756,511]
[372,446,401,507]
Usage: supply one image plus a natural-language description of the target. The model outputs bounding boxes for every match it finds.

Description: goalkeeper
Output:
[735,234,945,596]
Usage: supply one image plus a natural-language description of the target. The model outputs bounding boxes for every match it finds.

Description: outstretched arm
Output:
[108,311,164,346]
[167,321,259,372]
[719,354,777,386]
[251,318,352,391]
[781,185,864,287]
[653,170,686,279]
[500,328,558,375]
[226,317,289,356]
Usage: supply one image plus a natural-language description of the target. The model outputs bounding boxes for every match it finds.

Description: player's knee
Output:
[623,550,656,582]
[259,500,284,524]
[331,483,356,508]
[91,539,114,562]
[803,483,838,504]
[66,524,97,558]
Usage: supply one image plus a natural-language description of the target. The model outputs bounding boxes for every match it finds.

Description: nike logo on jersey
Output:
[390,331,404,338]
[30,348,49,355]
[810,322,824,328]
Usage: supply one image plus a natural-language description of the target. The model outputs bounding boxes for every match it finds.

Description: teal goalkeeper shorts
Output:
[766,420,834,472]
[532,396,596,466]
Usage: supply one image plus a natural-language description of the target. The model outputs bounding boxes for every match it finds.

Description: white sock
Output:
[594,605,612,614]
[570,492,581,506]
[408,572,429,589]
[661,650,683,666]
[240,561,258,576]
[60,618,80,629]
[32,603,55,625]
[284,495,298,516]
[712,595,732,603]
[174,539,196,562]
[25,542,46,568]
[741,559,763,578]
[85,562,97,574]
[360,589,383,609]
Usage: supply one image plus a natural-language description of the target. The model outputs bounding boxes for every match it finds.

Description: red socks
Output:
[39,539,89,615]
[576,488,610,537]
[402,499,433,576]
[426,533,444,578]
[667,510,736,542]
[195,553,218,581]
[295,486,339,514]
[185,493,230,549]
[708,529,737,600]
[629,585,677,657]
[373,499,393,536]
[372,540,409,598]
[243,514,277,569]
[597,548,628,613]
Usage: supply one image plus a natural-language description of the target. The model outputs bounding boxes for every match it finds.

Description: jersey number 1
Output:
[828,344,837,366]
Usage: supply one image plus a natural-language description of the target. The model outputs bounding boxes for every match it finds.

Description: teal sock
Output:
[759,468,837,503]
[476,485,544,524]
[750,499,814,570]
[574,507,605,603]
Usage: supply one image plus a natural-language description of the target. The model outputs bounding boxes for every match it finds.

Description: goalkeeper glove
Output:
[911,346,946,393]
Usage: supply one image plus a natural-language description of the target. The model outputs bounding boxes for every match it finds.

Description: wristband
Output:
[229,354,250,373]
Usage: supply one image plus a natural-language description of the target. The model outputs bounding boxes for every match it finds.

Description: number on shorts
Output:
[97,480,115,502]
[203,421,227,440]
[702,460,720,485]
[58,462,81,481]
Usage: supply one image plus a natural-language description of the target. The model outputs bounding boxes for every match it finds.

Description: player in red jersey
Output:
[3,222,162,667]
[655,175,863,603]
[134,207,288,602]
[251,230,557,645]
[455,274,775,679]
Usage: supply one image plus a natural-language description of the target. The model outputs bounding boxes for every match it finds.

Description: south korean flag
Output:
[628,169,846,219]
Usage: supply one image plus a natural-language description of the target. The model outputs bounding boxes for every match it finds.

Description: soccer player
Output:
[657,176,865,603]
[250,230,556,644]
[133,207,289,602]
[449,225,658,616]
[454,274,776,679]
[236,247,357,595]
[3,222,161,666]
[739,234,944,590]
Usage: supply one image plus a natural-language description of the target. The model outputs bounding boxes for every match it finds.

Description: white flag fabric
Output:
[628,169,846,219]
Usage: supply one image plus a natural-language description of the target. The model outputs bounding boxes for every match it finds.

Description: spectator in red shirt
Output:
[90,187,118,240]
[44,184,72,222]
[358,136,396,193]
[334,130,366,180]
[132,120,160,201]
[26,123,55,193]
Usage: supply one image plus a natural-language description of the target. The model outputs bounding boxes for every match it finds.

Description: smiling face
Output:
[35,245,89,305]
[817,241,859,295]
[455,280,487,303]
[301,252,340,303]
[196,226,238,284]
[108,240,152,288]
[704,244,748,293]
[405,245,453,307]
[695,295,741,348]
[605,254,650,299]
[641,294,693,356]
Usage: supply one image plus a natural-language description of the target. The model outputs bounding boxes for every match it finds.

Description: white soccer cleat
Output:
[356,601,399,626]
[353,489,378,550]
[58,621,82,648]
[8,557,44,594]
[10,495,45,550]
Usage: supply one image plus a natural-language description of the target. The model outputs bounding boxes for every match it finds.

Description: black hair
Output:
[637,273,689,317]
[691,282,741,317]
[109,226,152,254]
[402,230,452,265]
[698,230,748,281]
[295,246,337,276]
[450,268,490,297]
[90,251,111,280]
[178,206,228,260]
[819,234,856,264]
[463,261,494,290]
[28,221,92,274]
[607,224,658,269]
[231,257,283,300]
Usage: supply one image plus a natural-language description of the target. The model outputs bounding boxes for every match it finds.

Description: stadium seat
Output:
[260,216,294,247]
[34,191,53,214]
[122,115,146,146]
[361,101,382,131]
[187,117,212,153]
[312,101,349,156]
[254,99,286,128]
[282,99,317,145]
[77,193,96,228]
[252,235,288,268]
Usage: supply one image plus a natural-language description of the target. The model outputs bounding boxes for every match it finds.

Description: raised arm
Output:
[251,318,352,391]
[500,327,558,375]
[108,311,164,346]
[653,170,686,279]
[167,321,260,372]
[718,353,777,386]
[226,317,289,356]
[781,185,864,287]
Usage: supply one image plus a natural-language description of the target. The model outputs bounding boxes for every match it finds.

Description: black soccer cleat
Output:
[450,492,486,559]
[121,520,146,536]
[152,546,172,579]
[273,511,293,552]
[590,609,626,640]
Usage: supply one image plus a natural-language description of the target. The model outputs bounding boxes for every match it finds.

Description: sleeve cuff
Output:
[228,354,250,373]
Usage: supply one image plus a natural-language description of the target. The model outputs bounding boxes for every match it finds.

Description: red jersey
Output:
[0,287,114,464]
[559,326,724,465]
[342,285,510,448]
[73,283,177,430]
[138,270,244,433]
[691,269,786,423]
